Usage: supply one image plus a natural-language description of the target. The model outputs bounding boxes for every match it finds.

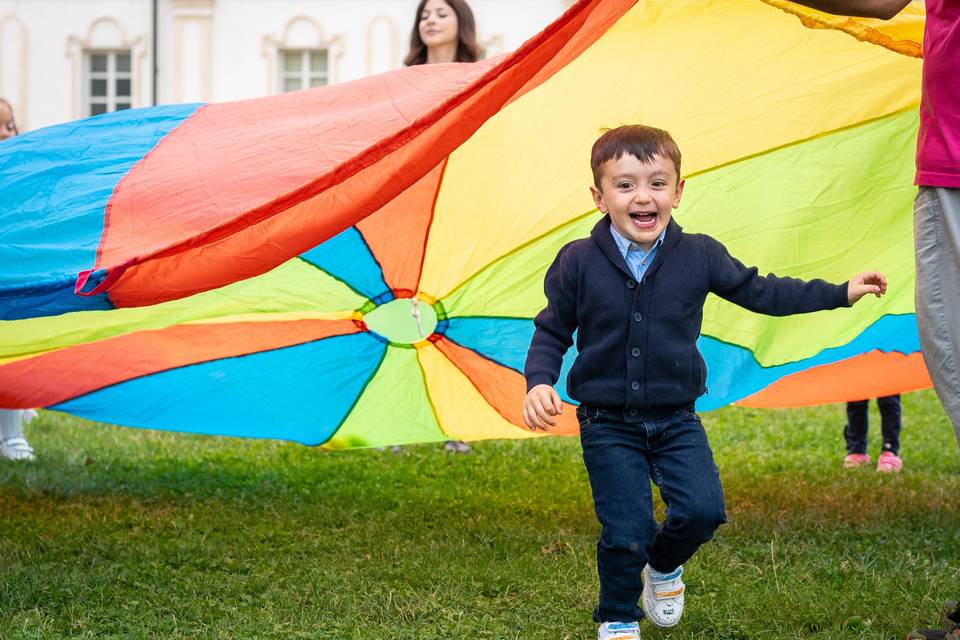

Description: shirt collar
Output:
[608,222,667,257]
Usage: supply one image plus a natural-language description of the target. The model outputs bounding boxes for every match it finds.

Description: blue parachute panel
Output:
[444,316,578,404]
[0,104,203,318]
[445,313,919,411]
[299,227,392,303]
[54,331,387,445]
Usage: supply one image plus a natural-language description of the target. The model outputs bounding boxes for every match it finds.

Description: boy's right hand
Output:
[522,384,563,431]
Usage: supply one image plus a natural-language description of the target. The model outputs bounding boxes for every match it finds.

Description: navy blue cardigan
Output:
[524,216,851,420]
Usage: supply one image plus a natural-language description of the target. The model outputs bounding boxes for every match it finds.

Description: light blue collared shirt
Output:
[609,223,667,282]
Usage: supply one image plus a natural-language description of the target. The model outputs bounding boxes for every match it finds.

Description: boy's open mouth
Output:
[629,212,658,229]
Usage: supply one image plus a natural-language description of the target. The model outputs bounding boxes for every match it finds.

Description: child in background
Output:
[843,395,903,472]
[785,0,960,445]
[522,125,887,640]
[0,97,17,140]
[1,410,37,461]
[0,97,35,462]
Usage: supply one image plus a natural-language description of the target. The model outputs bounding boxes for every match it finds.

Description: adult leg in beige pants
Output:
[914,186,960,447]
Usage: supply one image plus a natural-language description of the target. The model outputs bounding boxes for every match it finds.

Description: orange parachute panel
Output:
[0,319,359,409]
[356,160,447,297]
[434,336,580,436]
[738,351,932,408]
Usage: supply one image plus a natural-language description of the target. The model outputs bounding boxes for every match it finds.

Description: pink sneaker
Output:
[843,453,871,468]
[876,451,902,473]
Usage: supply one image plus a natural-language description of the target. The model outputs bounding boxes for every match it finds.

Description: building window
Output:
[279,49,328,92]
[86,50,132,116]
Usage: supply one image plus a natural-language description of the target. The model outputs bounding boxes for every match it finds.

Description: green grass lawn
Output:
[1,390,958,639]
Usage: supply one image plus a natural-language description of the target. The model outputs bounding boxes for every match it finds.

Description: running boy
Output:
[521,125,887,640]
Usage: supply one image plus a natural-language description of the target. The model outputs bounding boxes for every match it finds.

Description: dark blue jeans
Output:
[577,406,726,623]
[845,394,901,455]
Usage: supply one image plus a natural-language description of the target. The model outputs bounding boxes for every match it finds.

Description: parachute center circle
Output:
[362,297,439,344]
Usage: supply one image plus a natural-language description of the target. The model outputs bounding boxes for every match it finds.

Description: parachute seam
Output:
[434,336,530,432]
[442,333,522,375]
[46,321,362,409]
[413,347,447,440]
[348,227,393,299]
[701,312,921,371]
[684,106,920,180]
[413,157,449,295]
[317,340,390,448]
[94,102,207,276]
[295,256,373,304]
[439,110,920,306]
[439,207,598,307]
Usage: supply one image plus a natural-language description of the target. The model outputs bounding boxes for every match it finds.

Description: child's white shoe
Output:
[1,437,35,461]
[641,564,684,627]
[598,621,640,640]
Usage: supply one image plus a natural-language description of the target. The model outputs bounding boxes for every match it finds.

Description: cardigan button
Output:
[633,312,642,322]
[631,347,641,357]
[631,381,640,391]
[626,279,636,289]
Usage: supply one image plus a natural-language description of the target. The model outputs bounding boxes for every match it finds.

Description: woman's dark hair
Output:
[404,0,481,66]
[0,98,18,136]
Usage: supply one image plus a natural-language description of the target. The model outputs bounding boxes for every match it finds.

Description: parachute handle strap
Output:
[74,259,134,297]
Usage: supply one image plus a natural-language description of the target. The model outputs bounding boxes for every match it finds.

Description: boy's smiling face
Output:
[590,153,684,251]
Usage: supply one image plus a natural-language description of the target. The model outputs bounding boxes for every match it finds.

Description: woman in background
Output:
[405,0,480,67]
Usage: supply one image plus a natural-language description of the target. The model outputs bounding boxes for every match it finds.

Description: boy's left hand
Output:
[848,271,887,305]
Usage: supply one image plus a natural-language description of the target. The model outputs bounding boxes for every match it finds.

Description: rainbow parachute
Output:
[0,0,932,447]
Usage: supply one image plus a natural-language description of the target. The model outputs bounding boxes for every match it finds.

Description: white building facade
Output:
[0,0,571,132]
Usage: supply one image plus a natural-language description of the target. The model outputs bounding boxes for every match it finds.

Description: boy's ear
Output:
[590,185,607,214]
[672,179,685,209]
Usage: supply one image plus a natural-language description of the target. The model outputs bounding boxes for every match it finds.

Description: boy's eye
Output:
[617,182,632,189]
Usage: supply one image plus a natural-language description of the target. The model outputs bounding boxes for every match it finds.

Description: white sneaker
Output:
[641,564,684,627]
[598,621,640,640]
[1,437,35,461]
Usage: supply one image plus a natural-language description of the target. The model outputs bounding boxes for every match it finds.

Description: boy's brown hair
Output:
[591,125,681,187]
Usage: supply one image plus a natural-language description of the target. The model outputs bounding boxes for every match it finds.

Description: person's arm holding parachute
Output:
[786,0,910,19]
